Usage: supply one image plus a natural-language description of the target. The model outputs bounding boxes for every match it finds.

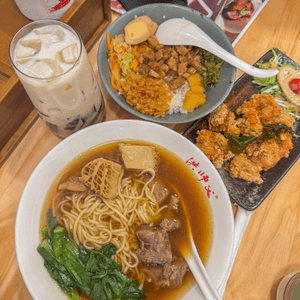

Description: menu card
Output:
[110,0,270,46]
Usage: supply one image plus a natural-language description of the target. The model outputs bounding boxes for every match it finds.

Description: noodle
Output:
[55,168,167,278]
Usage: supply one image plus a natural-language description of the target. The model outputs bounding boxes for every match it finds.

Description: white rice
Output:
[168,81,190,115]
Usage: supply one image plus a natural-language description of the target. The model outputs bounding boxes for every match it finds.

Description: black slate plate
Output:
[183,49,300,211]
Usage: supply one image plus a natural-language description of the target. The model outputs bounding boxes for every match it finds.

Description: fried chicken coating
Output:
[208,103,240,136]
[196,129,234,169]
[236,94,294,134]
[224,153,263,184]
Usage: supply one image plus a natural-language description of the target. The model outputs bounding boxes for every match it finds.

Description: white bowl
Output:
[15,120,234,299]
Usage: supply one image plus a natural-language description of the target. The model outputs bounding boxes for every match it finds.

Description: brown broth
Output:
[40,139,213,300]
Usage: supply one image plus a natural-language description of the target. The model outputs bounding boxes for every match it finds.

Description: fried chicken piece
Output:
[236,94,294,133]
[208,103,240,136]
[246,139,281,171]
[278,132,294,157]
[224,153,263,184]
[245,132,293,171]
[196,129,234,168]
[235,107,263,136]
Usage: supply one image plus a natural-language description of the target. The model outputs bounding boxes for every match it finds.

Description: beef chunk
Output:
[155,43,164,51]
[149,69,160,78]
[170,48,178,58]
[169,195,180,210]
[167,56,178,72]
[137,54,144,64]
[176,45,189,56]
[158,71,166,79]
[167,70,177,78]
[136,225,172,264]
[154,49,164,61]
[154,184,169,204]
[161,64,169,73]
[168,76,186,90]
[58,177,87,192]
[136,64,150,75]
[143,49,155,60]
[187,66,197,74]
[151,61,161,71]
[179,55,188,64]
[160,219,180,232]
[191,55,202,71]
[182,72,191,79]
[159,59,165,65]
[163,51,170,61]
[148,35,159,48]
[162,258,188,287]
[141,257,188,288]
[177,63,187,76]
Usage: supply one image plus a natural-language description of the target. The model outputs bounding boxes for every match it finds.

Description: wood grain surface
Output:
[1,0,300,299]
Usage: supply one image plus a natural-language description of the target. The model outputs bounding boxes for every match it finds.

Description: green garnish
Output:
[228,123,293,154]
[37,218,147,300]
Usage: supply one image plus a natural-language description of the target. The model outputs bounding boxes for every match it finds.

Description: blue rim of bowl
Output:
[98,3,237,124]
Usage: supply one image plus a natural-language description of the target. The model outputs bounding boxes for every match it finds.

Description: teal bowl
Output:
[97,3,236,124]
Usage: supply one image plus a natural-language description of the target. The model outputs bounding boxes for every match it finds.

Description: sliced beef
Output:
[136,224,172,264]
[160,218,180,232]
[58,176,87,192]
[169,195,180,210]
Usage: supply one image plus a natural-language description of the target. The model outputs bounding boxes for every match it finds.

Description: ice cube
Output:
[15,39,41,58]
[34,25,66,48]
[25,59,63,78]
[56,43,78,64]
[16,58,32,68]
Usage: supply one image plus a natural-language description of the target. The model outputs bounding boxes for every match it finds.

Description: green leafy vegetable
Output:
[228,123,293,154]
[37,219,147,300]
[196,48,223,89]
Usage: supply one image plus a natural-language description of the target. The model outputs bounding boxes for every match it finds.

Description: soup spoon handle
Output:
[187,240,223,300]
[156,19,278,79]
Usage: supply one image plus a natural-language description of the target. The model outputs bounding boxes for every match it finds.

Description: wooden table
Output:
[1,0,300,299]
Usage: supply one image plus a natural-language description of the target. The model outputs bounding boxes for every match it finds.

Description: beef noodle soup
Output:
[39,140,213,300]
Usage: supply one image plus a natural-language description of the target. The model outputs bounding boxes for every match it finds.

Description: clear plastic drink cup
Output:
[9,20,105,138]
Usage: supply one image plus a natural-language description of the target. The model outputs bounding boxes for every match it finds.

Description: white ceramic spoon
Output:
[155,18,278,79]
[185,238,223,300]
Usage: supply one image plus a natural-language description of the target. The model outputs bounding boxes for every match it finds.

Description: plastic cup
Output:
[9,20,105,138]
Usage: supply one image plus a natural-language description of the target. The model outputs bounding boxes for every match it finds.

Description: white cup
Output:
[14,0,76,20]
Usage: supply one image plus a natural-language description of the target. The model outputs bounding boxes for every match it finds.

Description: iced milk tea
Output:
[9,20,105,138]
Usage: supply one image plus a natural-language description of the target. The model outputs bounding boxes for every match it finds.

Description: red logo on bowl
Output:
[45,0,71,12]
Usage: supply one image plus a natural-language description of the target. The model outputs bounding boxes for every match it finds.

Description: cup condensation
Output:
[9,20,105,138]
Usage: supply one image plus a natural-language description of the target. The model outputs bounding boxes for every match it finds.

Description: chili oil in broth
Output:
[40,140,213,300]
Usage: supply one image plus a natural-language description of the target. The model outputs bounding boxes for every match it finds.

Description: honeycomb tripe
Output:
[81,157,122,199]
